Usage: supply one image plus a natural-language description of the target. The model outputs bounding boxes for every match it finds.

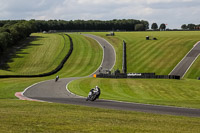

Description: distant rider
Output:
[55,75,59,82]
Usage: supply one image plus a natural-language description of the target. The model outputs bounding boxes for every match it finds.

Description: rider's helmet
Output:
[94,86,98,92]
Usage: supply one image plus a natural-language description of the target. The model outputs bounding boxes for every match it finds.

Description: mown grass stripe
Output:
[0,33,67,75]
[94,31,200,76]
[69,77,200,108]
[144,40,173,74]
[132,41,163,72]
[52,33,103,78]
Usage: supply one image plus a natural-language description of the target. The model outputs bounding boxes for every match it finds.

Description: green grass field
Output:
[0,33,103,98]
[69,31,200,109]
[185,55,200,79]
[1,32,200,132]
[0,33,69,75]
[55,33,103,77]
[91,31,200,76]
[0,33,103,77]
[0,100,200,133]
[68,78,200,108]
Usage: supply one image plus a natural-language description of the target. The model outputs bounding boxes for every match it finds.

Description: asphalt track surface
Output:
[170,41,200,77]
[22,34,200,117]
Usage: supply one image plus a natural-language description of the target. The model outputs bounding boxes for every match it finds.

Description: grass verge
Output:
[184,55,200,79]
[90,31,200,75]
[0,33,68,75]
[0,32,200,132]
[0,33,103,99]
[68,78,200,108]
[54,33,103,77]
[0,100,199,133]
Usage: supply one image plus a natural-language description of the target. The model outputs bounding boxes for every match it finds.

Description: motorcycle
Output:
[86,88,101,101]
[55,76,59,82]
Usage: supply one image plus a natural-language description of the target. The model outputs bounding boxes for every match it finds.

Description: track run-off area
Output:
[16,34,200,117]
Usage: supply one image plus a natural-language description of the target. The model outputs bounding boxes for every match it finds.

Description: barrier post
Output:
[122,40,127,74]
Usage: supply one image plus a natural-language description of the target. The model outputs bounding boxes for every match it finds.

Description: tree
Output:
[0,32,12,53]
[151,23,158,30]
[187,24,195,30]
[135,24,145,31]
[181,24,187,30]
[159,23,166,31]
[141,20,149,30]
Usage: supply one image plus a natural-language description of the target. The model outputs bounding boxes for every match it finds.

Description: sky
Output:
[0,0,200,29]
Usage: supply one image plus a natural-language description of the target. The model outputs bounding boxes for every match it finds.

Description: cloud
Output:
[0,0,199,28]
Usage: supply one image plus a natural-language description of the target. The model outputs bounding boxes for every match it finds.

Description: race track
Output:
[21,34,200,117]
[170,41,200,77]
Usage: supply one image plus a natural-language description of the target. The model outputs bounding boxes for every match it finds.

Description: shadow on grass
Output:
[0,35,44,71]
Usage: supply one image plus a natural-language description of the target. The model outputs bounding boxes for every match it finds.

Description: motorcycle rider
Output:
[86,86,101,101]
[55,75,59,82]
[86,88,94,101]
[94,86,100,99]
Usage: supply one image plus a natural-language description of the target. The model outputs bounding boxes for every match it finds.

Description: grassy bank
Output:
[68,78,200,108]
[0,33,103,99]
[0,100,199,133]
[55,33,103,77]
[185,55,200,79]
[1,32,200,132]
[0,33,68,75]
[91,31,200,76]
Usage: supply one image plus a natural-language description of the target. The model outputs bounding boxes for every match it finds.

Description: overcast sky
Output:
[0,0,199,29]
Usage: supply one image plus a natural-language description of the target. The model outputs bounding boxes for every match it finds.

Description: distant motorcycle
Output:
[86,86,101,101]
[55,76,59,82]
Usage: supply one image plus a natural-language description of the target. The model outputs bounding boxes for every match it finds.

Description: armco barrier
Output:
[0,34,73,78]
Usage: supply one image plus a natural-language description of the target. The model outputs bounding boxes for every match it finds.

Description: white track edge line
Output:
[21,79,54,103]
[65,34,116,97]
[20,33,115,102]
[17,34,200,111]
[82,34,105,76]
[169,41,200,76]
[66,78,85,98]
[182,53,200,78]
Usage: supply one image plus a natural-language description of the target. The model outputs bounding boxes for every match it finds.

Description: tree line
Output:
[0,20,36,54]
[181,24,200,30]
[34,19,149,31]
[0,19,149,54]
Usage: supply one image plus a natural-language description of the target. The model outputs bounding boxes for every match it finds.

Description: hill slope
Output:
[92,31,200,76]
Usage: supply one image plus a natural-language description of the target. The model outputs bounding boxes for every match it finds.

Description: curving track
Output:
[19,34,200,117]
[169,41,200,78]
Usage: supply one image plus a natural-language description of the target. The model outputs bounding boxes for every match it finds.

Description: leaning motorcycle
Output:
[86,88,100,101]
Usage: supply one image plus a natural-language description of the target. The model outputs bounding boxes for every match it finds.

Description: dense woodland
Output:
[0,19,149,54]
[0,20,36,54]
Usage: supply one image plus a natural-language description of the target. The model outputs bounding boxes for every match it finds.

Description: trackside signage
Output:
[127,73,142,76]
[96,72,180,80]
[127,73,155,77]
